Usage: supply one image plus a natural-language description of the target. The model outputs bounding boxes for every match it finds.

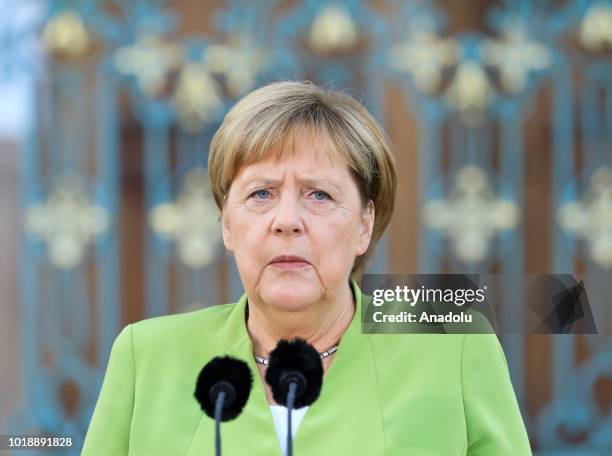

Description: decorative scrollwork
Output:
[557,167,612,269]
[149,168,221,269]
[444,60,495,127]
[24,175,110,269]
[481,17,552,94]
[41,9,90,58]
[579,1,612,51]
[308,3,359,54]
[423,166,520,264]
[114,34,184,96]
[387,15,459,94]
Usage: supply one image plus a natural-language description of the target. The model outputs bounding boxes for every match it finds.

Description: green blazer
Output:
[82,280,532,455]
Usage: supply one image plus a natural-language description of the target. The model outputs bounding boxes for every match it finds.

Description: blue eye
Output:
[250,189,270,200]
[312,190,331,201]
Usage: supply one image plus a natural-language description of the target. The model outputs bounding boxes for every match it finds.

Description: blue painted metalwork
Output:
[542,1,612,451]
[10,2,124,453]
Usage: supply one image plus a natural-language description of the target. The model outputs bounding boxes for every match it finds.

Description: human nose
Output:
[270,192,304,235]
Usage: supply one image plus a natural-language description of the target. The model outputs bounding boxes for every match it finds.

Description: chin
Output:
[258,279,321,312]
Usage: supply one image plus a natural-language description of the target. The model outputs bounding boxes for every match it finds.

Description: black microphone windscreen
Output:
[265,338,323,408]
[194,356,253,421]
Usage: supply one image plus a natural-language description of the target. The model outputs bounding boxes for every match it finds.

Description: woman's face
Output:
[221,133,374,311]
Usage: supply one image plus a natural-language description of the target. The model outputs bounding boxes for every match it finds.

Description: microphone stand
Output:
[285,382,298,456]
[214,391,226,456]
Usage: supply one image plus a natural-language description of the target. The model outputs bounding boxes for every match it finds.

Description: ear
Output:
[355,200,375,256]
[221,210,234,255]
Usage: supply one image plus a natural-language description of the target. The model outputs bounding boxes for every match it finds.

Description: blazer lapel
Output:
[291,281,386,455]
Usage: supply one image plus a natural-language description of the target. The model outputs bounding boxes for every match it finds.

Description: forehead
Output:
[234,135,350,184]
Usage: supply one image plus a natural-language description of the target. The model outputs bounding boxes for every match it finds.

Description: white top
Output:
[269,405,309,455]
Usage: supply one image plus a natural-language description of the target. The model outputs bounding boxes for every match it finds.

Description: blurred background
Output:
[0,0,610,454]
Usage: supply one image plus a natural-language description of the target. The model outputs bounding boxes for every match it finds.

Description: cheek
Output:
[232,214,265,254]
[225,210,253,254]
[314,213,362,260]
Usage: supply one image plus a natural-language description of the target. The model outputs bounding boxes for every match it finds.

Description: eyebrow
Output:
[241,178,278,189]
[241,177,341,191]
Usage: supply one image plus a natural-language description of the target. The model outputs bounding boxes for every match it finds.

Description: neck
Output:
[246,282,355,358]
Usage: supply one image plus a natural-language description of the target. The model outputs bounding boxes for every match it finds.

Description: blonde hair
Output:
[208,80,397,277]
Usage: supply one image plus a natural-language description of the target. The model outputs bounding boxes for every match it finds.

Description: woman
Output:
[82,81,531,455]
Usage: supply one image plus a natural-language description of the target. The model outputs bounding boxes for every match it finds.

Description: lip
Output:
[269,255,309,264]
[269,255,310,270]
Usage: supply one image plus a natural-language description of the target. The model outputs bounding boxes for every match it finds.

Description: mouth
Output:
[268,255,310,271]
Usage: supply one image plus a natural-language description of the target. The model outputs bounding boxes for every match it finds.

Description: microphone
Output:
[194,356,253,456]
[265,338,324,456]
